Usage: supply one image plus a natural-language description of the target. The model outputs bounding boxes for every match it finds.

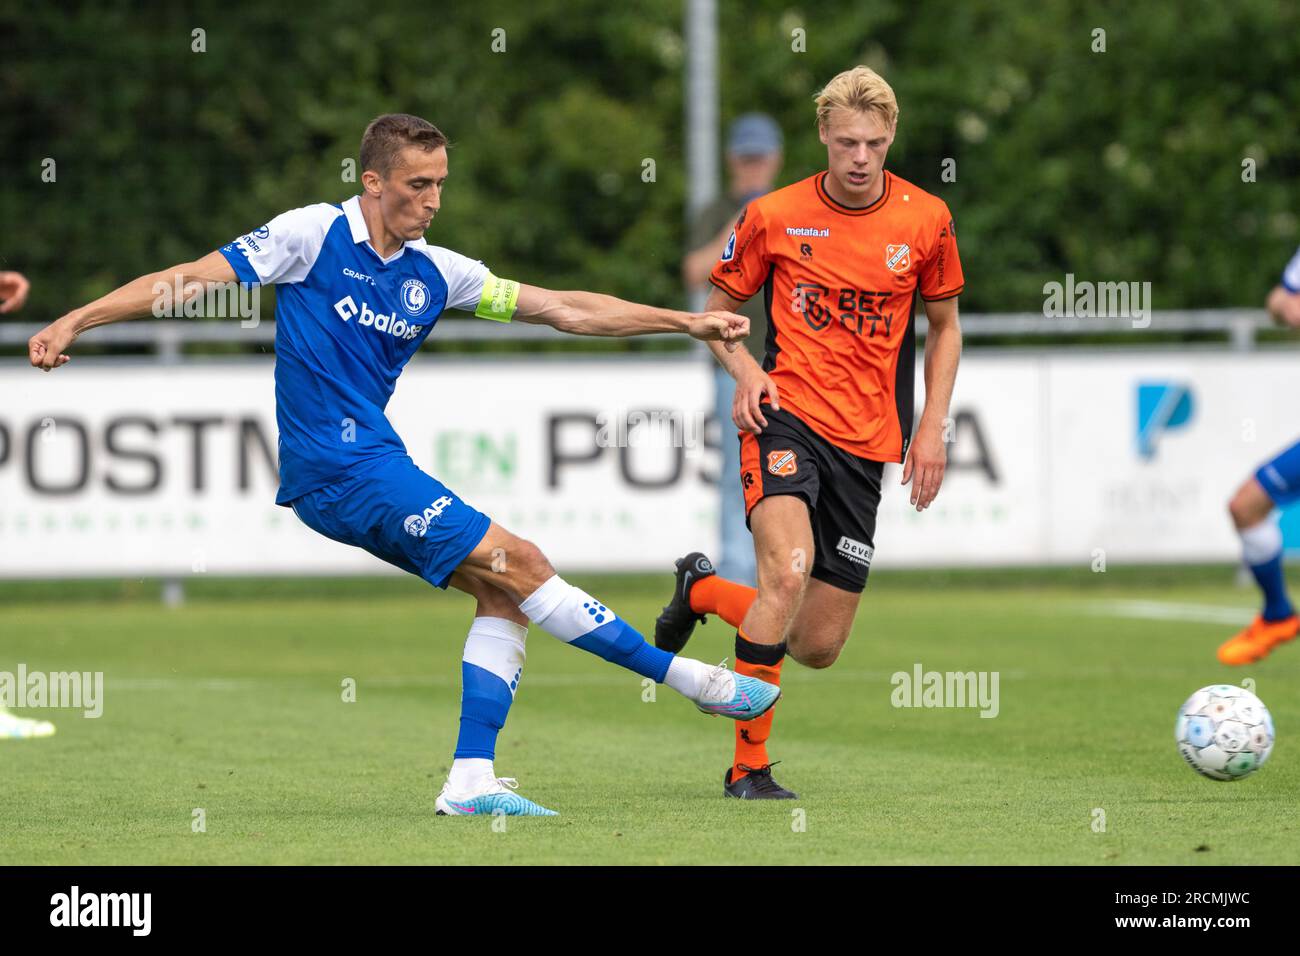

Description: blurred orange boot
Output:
[1217,614,1300,665]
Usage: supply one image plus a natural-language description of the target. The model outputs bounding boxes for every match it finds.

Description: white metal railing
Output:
[0,309,1279,362]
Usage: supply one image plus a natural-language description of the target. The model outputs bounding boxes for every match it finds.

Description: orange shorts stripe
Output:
[740,430,763,516]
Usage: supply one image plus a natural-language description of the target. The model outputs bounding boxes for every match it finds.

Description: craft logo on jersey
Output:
[886,243,911,273]
[767,449,798,477]
[404,495,454,537]
[400,278,431,316]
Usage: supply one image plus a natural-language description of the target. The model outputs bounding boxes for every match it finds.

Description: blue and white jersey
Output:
[219,195,516,505]
[1282,245,1300,294]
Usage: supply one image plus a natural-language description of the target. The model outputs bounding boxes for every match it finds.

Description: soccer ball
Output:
[1175,684,1274,781]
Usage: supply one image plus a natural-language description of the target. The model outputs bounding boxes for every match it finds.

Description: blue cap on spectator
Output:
[727,113,783,157]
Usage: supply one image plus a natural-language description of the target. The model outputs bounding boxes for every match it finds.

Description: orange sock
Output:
[689,575,757,628]
[732,630,785,780]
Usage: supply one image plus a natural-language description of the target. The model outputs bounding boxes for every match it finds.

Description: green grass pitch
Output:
[1,567,1297,865]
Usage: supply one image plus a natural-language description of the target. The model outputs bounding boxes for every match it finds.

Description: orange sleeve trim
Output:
[709,275,757,303]
[921,285,964,302]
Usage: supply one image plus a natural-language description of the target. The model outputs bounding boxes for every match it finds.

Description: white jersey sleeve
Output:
[220,203,340,286]
[1282,246,1300,294]
[413,243,491,312]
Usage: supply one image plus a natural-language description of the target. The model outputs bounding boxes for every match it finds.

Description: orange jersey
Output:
[710,171,963,462]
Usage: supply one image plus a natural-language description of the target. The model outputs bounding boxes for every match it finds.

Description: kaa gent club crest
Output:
[401,278,431,316]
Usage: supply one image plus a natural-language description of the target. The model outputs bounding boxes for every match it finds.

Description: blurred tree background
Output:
[2,0,1297,329]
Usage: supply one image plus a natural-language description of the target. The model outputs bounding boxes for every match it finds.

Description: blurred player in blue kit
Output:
[1217,245,1300,665]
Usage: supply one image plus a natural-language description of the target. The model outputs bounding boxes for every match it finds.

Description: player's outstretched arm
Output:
[1266,285,1300,329]
[903,295,962,512]
[28,250,238,371]
[513,283,748,350]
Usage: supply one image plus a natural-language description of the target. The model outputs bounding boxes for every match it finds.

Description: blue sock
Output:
[455,661,515,759]
[1241,520,1295,622]
[1249,554,1295,622]
[570,614,672,682]
[453,618,527,761]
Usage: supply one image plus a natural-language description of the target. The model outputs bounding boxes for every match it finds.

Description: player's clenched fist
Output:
[687,310,749,351]
[28,317,77,371]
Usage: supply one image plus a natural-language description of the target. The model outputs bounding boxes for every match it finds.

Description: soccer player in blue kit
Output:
[1217,245,1300,665]
[28,114,780,816]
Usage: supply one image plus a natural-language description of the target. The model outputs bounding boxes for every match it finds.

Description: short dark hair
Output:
[359,113,448,178]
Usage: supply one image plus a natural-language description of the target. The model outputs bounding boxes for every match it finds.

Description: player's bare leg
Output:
[656,497,865,797]
[1231,478,1274,525]
[741,495,814,650]
[1218,476,1299,665]
[784,578,862,670]
[653,496,811,796]
[654,500,815,661]
[695,494,810,798]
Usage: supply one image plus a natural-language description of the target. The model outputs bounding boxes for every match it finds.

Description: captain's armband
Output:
[474,273,520,322]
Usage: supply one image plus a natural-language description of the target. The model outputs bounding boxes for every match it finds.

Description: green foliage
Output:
[2,0,1297,329]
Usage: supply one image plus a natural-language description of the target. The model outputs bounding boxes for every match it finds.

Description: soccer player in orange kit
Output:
[655,66,964,798]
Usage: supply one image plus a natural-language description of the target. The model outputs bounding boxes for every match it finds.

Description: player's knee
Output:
[764,568,807,617]
[1228,484,1268,529]
[493,536,555,595]
[475,588,529,625]
[453,572,527,624]
[790,642,841,670]
[1227,489,1249,526]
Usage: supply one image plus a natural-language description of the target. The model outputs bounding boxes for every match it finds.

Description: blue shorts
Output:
[1255,438,1300,507]
[288,454,492,589]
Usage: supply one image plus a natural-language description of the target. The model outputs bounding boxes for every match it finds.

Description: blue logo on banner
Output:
[1136,382,1194,460]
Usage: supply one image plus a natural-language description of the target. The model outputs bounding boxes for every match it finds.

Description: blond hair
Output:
[814,66,899,130]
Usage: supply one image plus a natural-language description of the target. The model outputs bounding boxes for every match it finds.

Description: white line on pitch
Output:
[1082,600,1254,626]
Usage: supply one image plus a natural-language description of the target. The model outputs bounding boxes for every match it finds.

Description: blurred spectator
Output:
[683,114,783,585]
[0,271,31,314]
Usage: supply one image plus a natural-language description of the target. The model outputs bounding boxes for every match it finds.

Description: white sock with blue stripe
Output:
[448,617,527,794]
[519,575,718,700]
[1241,519,1296,621]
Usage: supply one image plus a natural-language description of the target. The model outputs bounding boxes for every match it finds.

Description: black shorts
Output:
[739,406,884,593]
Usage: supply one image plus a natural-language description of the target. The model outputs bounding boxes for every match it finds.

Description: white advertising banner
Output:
[0,358,719,577]
[0,350,1296,577]
[874,350,1300,565]
[1040,352,1299,562]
